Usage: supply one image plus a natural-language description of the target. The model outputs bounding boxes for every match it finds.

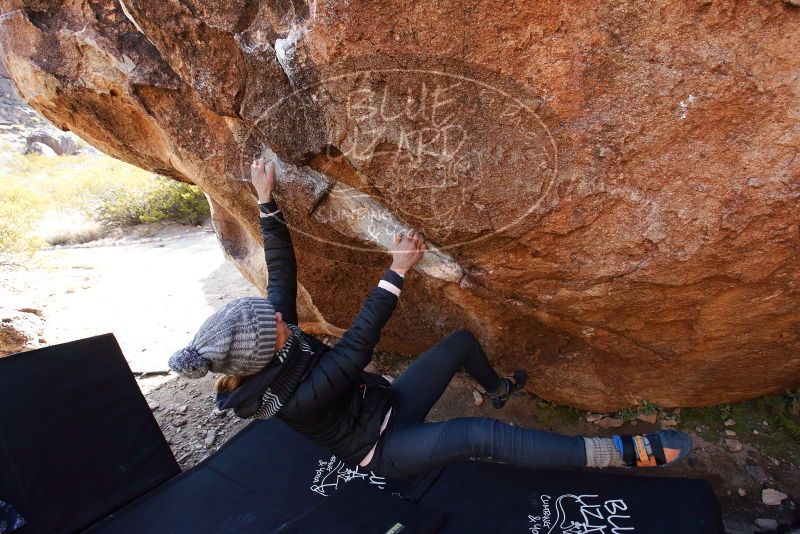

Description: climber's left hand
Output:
[251,157,276,203]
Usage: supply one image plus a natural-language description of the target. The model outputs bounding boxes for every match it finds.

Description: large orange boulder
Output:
[1,0,797,410]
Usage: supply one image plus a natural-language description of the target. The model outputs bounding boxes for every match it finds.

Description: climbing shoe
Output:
[489,369,528,409]
[613,430,692,467]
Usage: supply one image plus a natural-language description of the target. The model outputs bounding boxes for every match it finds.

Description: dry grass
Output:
[0,149,208,257]
[36,212,103,246]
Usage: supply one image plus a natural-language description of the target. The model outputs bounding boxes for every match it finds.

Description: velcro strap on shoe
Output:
[634,435,648,463]
[634,435,658,466]
[647,433,668,465]
[619,435,637,466]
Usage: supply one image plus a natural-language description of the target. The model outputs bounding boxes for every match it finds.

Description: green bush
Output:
[613,400,662,421]
[787,388,800,416]
[95,177,210,226]
[139,178,210,225]
[94,184,149,226]
[0,150,211,256]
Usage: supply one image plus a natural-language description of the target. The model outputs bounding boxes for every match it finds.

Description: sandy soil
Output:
[2,224,797,534]
[1,222,261,375]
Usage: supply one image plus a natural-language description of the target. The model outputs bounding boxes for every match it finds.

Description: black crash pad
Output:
[85,464,290,533]
[418,459,724,533]
[90,416,723,534]
[272,482,445,534]
[88,418,439,532]
[0,335,725,534]
[202,416,438,510]
[0,335,179,534]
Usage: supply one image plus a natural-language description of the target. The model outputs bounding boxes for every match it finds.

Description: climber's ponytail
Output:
[213,374,244,394]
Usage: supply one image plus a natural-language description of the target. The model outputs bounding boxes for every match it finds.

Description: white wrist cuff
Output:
[378,279,401,297]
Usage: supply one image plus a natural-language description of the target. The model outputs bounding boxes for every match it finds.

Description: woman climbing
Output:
[168,157,691,478]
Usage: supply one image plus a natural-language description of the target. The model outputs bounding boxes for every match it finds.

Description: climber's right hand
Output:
[389,229,426,276]
[251,157,276,203]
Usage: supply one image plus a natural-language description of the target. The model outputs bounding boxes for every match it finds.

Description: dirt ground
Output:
[3,223,798,534]
[1,223,261,374]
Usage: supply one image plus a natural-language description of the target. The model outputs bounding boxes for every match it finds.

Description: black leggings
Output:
[366,330,587,478]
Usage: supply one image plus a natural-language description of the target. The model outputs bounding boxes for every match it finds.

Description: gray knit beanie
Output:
[168,297,277,378]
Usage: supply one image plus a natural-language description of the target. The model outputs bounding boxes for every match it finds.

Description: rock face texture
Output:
[25,130,78,155]
[0,308,45,357]
[1,1,798,410]
[0,56,39,125]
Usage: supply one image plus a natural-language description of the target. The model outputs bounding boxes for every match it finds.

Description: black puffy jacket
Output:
[255,200,400,466]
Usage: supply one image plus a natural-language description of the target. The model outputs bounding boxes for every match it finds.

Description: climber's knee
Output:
[467,418,501,458]
[447,328,479,349]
